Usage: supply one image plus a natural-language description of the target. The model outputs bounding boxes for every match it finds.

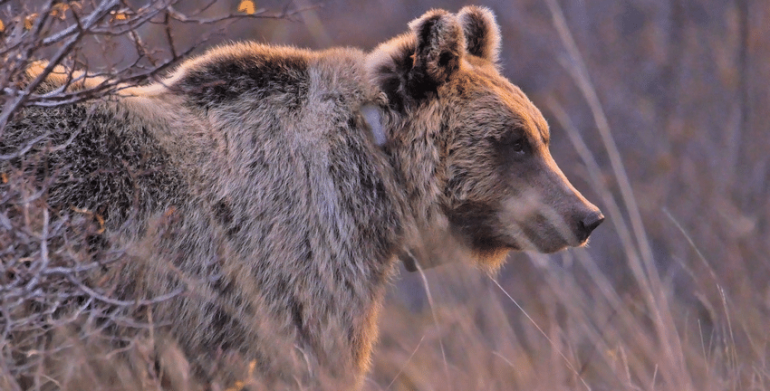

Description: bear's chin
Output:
[469,247,512,274]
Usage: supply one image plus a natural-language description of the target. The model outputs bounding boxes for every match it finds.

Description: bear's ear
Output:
[408,9,465,85]
[366,9,464,110]
[457,6,501,64]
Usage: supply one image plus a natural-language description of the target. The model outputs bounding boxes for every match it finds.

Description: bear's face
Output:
[443,62,603,259]
[368,6,603,270]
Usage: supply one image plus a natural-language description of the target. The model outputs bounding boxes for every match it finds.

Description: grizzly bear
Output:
[0,5,603,390]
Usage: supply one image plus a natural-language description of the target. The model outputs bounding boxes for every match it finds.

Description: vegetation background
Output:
[1,0,767,390]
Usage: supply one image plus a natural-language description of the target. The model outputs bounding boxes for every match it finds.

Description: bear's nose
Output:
[577,211,604,241]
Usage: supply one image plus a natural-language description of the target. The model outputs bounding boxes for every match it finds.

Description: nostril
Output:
[580,211,605,237]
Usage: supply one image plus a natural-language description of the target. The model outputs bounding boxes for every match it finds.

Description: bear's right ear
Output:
[457,6,501,64]
[408,9,465,86]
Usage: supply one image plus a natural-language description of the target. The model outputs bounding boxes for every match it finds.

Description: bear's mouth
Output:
[518,228,573,253]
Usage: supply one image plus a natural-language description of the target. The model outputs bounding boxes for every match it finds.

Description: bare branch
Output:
[0,2,308,385]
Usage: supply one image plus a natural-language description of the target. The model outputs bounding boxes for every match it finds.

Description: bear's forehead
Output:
[450,68,550,145]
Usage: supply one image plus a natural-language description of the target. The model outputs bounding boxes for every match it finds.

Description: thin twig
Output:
[413,258,450,381]
[386,335,425,390]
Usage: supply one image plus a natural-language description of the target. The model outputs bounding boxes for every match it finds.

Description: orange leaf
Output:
[24,13,38,30]
[50,3,70,20]
[238,0,256,15]
[71,206,92,215]
[95,214,105,234]
[110,10,128,21]
[0,19,5,33]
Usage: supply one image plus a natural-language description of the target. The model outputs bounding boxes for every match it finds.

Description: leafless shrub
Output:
[0,1,308,389]
[0,0,309,129]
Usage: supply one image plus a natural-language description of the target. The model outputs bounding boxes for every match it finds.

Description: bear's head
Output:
[366,6,603,271]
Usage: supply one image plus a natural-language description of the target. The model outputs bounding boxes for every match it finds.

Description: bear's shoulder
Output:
[156,42,370,109]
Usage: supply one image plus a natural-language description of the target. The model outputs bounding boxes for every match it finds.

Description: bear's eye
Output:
[499,132,527,154]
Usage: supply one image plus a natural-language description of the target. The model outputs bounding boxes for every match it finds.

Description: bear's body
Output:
[5,44,402,387]
[1,6,603,389]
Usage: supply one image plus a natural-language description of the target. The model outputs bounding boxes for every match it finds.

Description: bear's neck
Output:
[380,108,471,269]
[383,107,447,226]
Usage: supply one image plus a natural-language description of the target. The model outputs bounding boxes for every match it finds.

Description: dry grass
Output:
[369,233,770,390]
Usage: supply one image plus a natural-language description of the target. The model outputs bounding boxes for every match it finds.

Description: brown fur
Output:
[1,6,602,389]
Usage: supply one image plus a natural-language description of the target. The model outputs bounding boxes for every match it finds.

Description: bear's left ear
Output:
[408,9,465,85]
[457,6,501,64]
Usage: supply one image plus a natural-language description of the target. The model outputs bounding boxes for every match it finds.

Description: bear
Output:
[0,5,603,390]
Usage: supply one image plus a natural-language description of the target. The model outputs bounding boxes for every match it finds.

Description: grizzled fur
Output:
[1,6,602,389]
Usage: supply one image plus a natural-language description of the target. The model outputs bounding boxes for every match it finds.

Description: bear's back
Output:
[0,93,187,236]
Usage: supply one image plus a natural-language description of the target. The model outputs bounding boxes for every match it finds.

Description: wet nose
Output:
[577,211,604,241]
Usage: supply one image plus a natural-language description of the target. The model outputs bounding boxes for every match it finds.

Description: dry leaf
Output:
[71,206,88,214]
[110,10,128,21]
[24,13,38,30]
[1,172,7,184]
[0,20,5,33]
[223,360,257,391]
[95,214,105,234]
[50,3,70,20]
[238,0,256,15]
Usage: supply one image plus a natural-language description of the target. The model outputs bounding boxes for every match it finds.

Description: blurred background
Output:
[2,0,768,389]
